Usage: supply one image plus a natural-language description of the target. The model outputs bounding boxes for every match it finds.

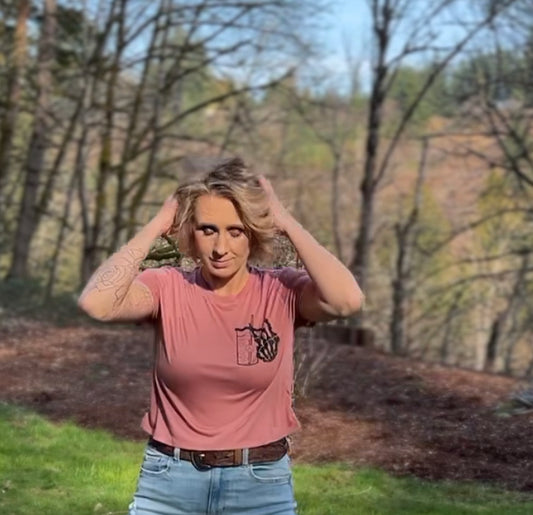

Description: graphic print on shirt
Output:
[235,315,280,365]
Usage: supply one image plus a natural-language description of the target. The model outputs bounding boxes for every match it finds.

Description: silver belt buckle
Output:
[191,451,212,471]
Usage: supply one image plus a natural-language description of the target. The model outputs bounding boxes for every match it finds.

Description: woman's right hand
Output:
[78,194,179,322]
[153,194,179,236]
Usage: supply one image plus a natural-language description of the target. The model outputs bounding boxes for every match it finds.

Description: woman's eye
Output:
[229,229,243,237]
[201,227,215,235]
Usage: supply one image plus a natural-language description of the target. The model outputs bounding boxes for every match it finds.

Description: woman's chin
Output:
[210,269,233,278]
[205,263,236,278]
[203,260,250,283]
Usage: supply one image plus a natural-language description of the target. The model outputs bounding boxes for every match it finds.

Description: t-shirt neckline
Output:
[194,266,256,303]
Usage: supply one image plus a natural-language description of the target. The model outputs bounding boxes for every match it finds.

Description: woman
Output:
[78,157,363,514]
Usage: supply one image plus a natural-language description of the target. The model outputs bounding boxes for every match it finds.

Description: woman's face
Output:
[193,194,251,284]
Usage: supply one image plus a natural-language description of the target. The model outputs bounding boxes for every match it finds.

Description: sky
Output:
[72,0,509,96]
[324,1,371,59]
[316,1,373,93]
[316,0,494,94]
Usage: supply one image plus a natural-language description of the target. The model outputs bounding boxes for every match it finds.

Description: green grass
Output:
[1,403,532,515]
[0,403,139,514]
[293,465,533,514]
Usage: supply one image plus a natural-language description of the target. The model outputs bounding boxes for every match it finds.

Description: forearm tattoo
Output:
[85,246,145,310]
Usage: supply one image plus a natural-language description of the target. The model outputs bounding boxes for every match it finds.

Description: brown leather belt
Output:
[148,437,288,470]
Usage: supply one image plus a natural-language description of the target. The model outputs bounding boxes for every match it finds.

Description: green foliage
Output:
[259,80,359,172]
[498,117,533,190]
[387,65,453,128]
[525,30,533,107]
[414,186,453,258]
[408,187,467,351]
[54,5,86,70]
[476,170,532,253]
[375,185,452,279]
[142,235,182,269]
[149,24,224,137]
[448,50,527,107]
[467,170,533,360]
[374,184,460,355]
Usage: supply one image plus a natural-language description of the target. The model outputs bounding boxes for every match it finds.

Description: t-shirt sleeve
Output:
[135,267,169,317]
[275,267,315,328]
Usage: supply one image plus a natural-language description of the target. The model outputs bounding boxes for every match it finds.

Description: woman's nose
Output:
[213,234,228,256]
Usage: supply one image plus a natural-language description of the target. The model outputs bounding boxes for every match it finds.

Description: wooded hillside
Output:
[1,0,533,377]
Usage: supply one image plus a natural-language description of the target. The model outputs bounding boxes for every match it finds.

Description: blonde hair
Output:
[172,157,275,263]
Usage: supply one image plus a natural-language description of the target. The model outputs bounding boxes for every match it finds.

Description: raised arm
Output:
[260,176,363,322]
[77,195,178,322]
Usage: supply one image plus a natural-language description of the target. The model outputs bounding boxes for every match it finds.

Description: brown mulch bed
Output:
[1,318,532,492]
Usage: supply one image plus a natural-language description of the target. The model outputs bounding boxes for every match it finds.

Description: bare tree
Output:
[425,1,533,371]
[82,0,126,279]
[7,0,57,279]
[287,89,358,261]
[74,0,321,282]
[0,0,29,223]
[389,137,428,354]
[349,0,519,296]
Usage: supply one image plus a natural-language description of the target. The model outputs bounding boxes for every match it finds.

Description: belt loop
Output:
[242,447,249,465]
[173,447,181,462]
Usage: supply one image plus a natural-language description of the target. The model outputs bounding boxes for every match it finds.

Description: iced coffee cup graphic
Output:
[236,315,258,365]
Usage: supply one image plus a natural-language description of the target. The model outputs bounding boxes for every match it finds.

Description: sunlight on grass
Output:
[1,403,532,514]
[0,403,140,514]
[293,464,533,514]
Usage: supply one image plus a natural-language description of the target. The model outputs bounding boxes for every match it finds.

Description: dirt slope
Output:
[1,318,532,491]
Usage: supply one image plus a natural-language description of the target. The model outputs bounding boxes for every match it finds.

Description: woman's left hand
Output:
[258,175,293,233]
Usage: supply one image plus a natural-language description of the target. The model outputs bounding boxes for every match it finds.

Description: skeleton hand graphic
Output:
[251,319,280,362]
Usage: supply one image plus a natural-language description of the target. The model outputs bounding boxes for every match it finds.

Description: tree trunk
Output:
[439,290,463,364]
[82,0,125,278]
[331,151,344,262]
[484,252,529,372]
[70,0,118,285]
[6,0,56,280]
[349,0,516,295]
[349,0,390,293]
[77,119,93,285]
[390,138,428,354]
[44,166,78,301]
[0,0,29,208]
[37,92,86,220]
[484,314,502,373]
[115,0,170,244]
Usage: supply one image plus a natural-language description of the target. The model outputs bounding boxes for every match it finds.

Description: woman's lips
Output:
[210,259,231,268]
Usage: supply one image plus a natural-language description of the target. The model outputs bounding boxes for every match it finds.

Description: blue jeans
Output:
[128,443,298,514]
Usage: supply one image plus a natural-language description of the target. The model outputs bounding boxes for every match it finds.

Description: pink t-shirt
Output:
[136,265,311,450]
